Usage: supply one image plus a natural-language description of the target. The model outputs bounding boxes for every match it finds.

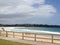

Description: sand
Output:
[0,30,60,44]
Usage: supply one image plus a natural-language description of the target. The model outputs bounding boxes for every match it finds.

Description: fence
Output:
[0,30,60,44]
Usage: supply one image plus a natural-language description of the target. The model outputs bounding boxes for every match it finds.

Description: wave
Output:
[0,27,60,35]
[14,28,60,35]
[29,30,60,34]
[19,29,60,35]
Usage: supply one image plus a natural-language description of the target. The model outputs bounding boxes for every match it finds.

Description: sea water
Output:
[1,27,60,34]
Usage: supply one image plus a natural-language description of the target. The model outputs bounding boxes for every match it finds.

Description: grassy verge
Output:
[0,39,32,45]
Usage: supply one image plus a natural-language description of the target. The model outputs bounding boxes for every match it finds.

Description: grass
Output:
[0,39,32,45]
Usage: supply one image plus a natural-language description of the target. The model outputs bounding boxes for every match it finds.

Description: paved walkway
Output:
[0,36,60,45]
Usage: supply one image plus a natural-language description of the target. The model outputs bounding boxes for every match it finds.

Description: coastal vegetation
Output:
[0,24,60,28]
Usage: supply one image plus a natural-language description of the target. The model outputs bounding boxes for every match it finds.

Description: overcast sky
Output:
[0,0,60,25]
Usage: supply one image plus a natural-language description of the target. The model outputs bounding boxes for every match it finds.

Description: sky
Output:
[0,0,60,25]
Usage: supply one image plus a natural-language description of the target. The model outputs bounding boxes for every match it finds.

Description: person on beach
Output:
[2,28,5,31]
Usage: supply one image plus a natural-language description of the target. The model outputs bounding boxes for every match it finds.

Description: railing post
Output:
[34,34,36,41]
[0,30,1,36]
[13,32,15,38]
[6,31,8,37]
[52,34,54,43]
[22,32,24,40]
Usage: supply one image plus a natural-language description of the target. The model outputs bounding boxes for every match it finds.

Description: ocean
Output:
[1,27,60,34]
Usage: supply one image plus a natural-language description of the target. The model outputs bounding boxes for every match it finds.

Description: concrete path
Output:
[0,36,60,45]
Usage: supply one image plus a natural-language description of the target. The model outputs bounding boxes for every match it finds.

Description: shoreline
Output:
[0,27,60,35]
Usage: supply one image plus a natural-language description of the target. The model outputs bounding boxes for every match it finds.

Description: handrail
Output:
[0,30,60,44]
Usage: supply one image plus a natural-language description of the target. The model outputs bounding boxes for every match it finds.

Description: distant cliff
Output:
[0,24,60,28]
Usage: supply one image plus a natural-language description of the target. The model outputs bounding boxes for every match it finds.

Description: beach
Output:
[0,27,60,44]
[0,28,60,44]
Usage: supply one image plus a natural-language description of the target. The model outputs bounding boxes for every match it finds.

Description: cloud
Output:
[0,0,45,7]
[0,0,57,24]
